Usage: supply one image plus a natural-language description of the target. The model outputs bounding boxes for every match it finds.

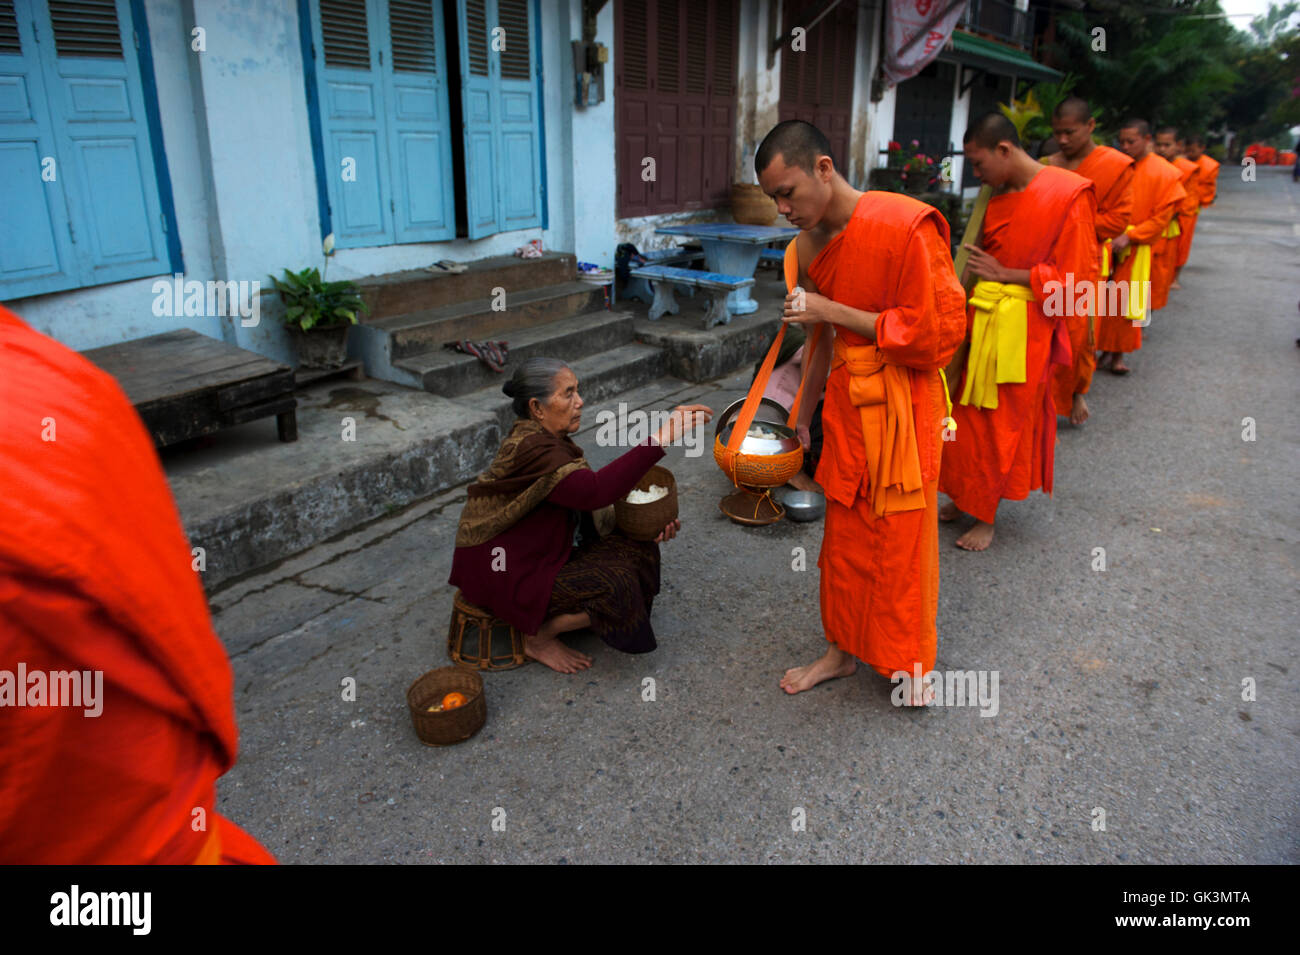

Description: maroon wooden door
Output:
[778,0,858,175]
[615,0,738,218]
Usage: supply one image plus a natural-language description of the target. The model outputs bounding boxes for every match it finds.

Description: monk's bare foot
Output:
[898,674,937,707]
[524,633,593,674]
[780,645,857,694]
[1070,393,1090,426]
[1110,357,1132,375]
[955,521,995,551]
[939,500,960,522]
[1096,351,1114,370]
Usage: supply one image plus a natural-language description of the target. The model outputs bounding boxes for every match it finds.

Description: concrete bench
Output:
[629,264,755,328]
[759,247,786,266]
[624,248,705,305]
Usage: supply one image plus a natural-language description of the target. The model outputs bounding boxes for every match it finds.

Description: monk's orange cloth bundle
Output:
[792,193,965,678]
[0,305,275,865]
[1098,152,1185,352]
[939,166,1097,525]
[1051,144,1133,414]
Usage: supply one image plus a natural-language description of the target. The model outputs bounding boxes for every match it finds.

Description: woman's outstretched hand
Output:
[655,518,682,543]
[653,404,713,446]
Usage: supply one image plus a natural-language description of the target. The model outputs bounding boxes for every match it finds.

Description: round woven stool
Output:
[447,590,528,670]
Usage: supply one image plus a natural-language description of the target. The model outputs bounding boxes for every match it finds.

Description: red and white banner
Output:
[881,0,966,86]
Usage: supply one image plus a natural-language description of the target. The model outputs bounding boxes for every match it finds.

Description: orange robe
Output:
[0,306,275,865]
[1172,155,1201,268]
[805,193,965,678]
[1050,145,1133,414]
[1097,152,1185,352]
[1194,155,1219,206]
[939,166,1097,525]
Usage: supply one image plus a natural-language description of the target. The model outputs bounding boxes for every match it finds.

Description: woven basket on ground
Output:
[407,666,486,746]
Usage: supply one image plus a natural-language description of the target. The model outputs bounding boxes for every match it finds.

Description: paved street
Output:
[214,168,1298,864]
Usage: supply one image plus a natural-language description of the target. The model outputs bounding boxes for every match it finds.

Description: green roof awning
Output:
[940,31,1062,83]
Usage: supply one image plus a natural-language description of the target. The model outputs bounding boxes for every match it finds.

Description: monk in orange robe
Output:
[1046,96,1135,425]
[754,121,965,702]
[1154,126,1201,287]
[938,112,1097,551]
[0,305,275,864]
[1097,119,1186,375]
[1186,135,1219,208]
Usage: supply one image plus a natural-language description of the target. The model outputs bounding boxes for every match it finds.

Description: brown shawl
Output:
[455,419,591,547]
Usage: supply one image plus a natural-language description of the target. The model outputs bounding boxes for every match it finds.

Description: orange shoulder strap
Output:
[724,239,824,453]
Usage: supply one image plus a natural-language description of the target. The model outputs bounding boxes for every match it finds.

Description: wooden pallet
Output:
[82,329,297,447]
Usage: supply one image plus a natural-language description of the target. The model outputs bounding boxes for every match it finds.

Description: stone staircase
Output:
[347,252,668,431]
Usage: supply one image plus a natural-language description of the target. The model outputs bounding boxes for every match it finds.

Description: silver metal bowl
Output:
[716,396,801,455]
[778,488,825,522]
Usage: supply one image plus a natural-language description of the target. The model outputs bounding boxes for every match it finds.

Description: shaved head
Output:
[964,111,1021,151]
[1155,125,1179,140]
[1120,118,1151,139]
[1053,96,1091,123]
[755,120,836,177]
[1187,134,1206,147]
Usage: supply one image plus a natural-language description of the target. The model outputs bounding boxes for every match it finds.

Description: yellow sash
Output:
[1163,218,1181,239]
[831,336,925,517]
[958,280,1032,410]
[1114,225,1152,324]
[1100,239,1111,279]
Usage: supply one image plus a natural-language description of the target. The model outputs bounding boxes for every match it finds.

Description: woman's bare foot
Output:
[780,645,857,694]
[939,500,960,522]
[524,633,592,673]
[955,520,995,551]
[1069,393,1090,426]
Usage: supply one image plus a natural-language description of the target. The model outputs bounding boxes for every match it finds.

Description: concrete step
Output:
[457,341,669,436]
[374,281,608,360]
[633,311,782,382]
[355,251,575,321]
[395,308,637,397]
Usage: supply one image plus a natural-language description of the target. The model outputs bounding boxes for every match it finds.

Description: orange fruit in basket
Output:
[441,691,468,710]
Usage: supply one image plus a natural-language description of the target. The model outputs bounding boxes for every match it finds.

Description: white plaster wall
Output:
[9,0,565,360]
[567,0,617,268]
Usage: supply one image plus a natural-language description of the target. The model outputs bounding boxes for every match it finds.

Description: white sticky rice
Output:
[625,484,669,504]
[746,424,781,440]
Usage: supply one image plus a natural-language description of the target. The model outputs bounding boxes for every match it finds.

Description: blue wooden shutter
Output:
[458,0,495,238]
[37,0,171,286]
[457,0,541,238]
[383,0,455,242]
[494,0,539,231]
[311,0,394,248]
[1,0,171,299]
[0,1,79,297]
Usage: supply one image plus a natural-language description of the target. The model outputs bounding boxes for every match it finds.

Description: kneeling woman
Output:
[449,358,711,673]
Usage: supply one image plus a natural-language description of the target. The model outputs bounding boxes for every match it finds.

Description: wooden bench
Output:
[629,264,755,328]
[81,329,298,448]
[623,247,705,305]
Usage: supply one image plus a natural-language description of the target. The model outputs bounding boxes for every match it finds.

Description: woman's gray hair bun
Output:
[503,357,568,419]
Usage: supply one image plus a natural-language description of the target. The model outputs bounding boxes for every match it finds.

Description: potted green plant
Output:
[269,264,368,369]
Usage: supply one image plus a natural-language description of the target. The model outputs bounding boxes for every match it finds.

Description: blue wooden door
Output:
[1,0,171,299]
[0,1,78,297]
[310,0,393,247]
[458,0,541,239]
[383,0,456,242]
[308,0,455,248]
